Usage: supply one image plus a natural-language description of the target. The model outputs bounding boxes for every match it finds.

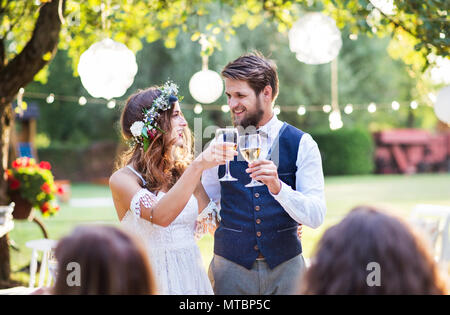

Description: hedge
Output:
[309,128,375,176]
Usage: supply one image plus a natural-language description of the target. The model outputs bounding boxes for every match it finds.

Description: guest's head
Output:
[222,51,279,128]
[53,225,156,295]
[118,84,192,193]
[300,206,447,295]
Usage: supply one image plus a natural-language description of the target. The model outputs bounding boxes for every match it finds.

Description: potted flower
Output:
[5,157,63,219]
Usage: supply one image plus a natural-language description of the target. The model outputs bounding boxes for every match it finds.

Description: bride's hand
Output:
[195,142,238,170]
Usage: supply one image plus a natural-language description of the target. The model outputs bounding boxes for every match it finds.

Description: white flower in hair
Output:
[130,121,145,137]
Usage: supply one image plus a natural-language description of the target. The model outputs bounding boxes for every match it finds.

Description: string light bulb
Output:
[107,99,116,109]
[46,93,55,104]
[391,101,400,110]
[194,104,203,114]
[344,104,353,114]
[78,96,87,106]
[297,105,306,116]
[323,104,332,113]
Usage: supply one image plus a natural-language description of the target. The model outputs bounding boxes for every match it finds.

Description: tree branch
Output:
[0,0,65,108]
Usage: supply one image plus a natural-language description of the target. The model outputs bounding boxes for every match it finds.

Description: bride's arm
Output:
[110,142,236,227]
[194,181,210,215]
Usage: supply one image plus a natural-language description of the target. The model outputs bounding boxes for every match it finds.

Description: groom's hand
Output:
[246,160,281,195]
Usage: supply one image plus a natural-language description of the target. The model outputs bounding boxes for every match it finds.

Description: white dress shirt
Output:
[201,114,326,229]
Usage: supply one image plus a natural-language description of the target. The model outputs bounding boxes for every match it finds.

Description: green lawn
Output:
[8,174,450,285]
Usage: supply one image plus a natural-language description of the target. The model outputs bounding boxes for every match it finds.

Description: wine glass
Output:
[216,128,238,181]
[239,134,264,187]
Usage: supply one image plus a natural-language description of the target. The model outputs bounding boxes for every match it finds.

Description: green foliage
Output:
[310,128,375,175]
[2,1,443,148]
[25,17,437,147]
[1,0,447,81]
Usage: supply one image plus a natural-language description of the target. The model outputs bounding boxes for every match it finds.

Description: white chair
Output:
[410,204,450,264]
[25,239,58,288]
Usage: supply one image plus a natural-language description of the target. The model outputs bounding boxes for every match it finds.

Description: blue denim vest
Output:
[215,123,304,269]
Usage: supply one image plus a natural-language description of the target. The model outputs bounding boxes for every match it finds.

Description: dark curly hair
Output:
[300,206,448,295]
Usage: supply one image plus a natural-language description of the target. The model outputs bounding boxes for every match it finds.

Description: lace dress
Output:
[120,168,214,295]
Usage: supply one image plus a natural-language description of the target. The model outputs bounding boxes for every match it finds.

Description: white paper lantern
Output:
[369,0,396,15]
[428,55,450,85]
[434,86,450,124]
[288,12,342,65]
[189,69,223,104]
[77,38,138,100]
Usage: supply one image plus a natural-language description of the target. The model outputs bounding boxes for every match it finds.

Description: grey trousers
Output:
[208,254,306,295]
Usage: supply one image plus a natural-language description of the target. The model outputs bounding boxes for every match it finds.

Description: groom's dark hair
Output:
[222,51,279,101]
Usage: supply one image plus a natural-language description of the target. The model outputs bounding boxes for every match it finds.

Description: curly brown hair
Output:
[116,86,193,193]
[300,206,448,295]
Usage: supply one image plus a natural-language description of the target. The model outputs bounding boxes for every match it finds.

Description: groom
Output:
[202,52,326,295]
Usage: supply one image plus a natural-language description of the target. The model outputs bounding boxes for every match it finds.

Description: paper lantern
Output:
[77,38,138,100]
[434,86,450,124]
[288,12,342,65]
[369,0,396,15]
[189,70,223,104]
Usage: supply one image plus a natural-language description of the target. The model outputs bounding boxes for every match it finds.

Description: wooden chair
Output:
[25,239,57,288]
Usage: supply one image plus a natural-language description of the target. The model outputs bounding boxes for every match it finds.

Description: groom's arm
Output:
[270,133,326,229]
[201,165,221,205]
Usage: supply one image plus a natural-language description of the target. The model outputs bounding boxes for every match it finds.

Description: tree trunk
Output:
[0,0,64,286]
[0,104,13,286]
[0,235,10,287]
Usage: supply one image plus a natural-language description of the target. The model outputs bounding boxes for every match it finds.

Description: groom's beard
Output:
[231,98,264,129]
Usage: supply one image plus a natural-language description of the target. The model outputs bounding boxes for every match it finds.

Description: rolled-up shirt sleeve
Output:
[270,133,326,228]
[201,165,221,205]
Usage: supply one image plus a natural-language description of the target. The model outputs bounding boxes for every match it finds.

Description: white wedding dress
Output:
[121,186,214,295]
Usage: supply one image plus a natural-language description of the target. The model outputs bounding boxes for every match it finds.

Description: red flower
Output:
[39,161,51,170]
[9,178,20,190]
[148,128,158,139]
[41,202,50,213]
[41,182,52,194]
[12,160,19,168]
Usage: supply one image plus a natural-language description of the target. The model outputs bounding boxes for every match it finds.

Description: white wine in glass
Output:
[216,128,238,181]
[241,147,261,163]
[239,134,264,187]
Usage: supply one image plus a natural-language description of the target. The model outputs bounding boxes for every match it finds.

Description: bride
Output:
[109,81,237,294]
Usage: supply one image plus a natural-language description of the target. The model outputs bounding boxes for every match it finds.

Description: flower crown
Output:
[129,81,183,151]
